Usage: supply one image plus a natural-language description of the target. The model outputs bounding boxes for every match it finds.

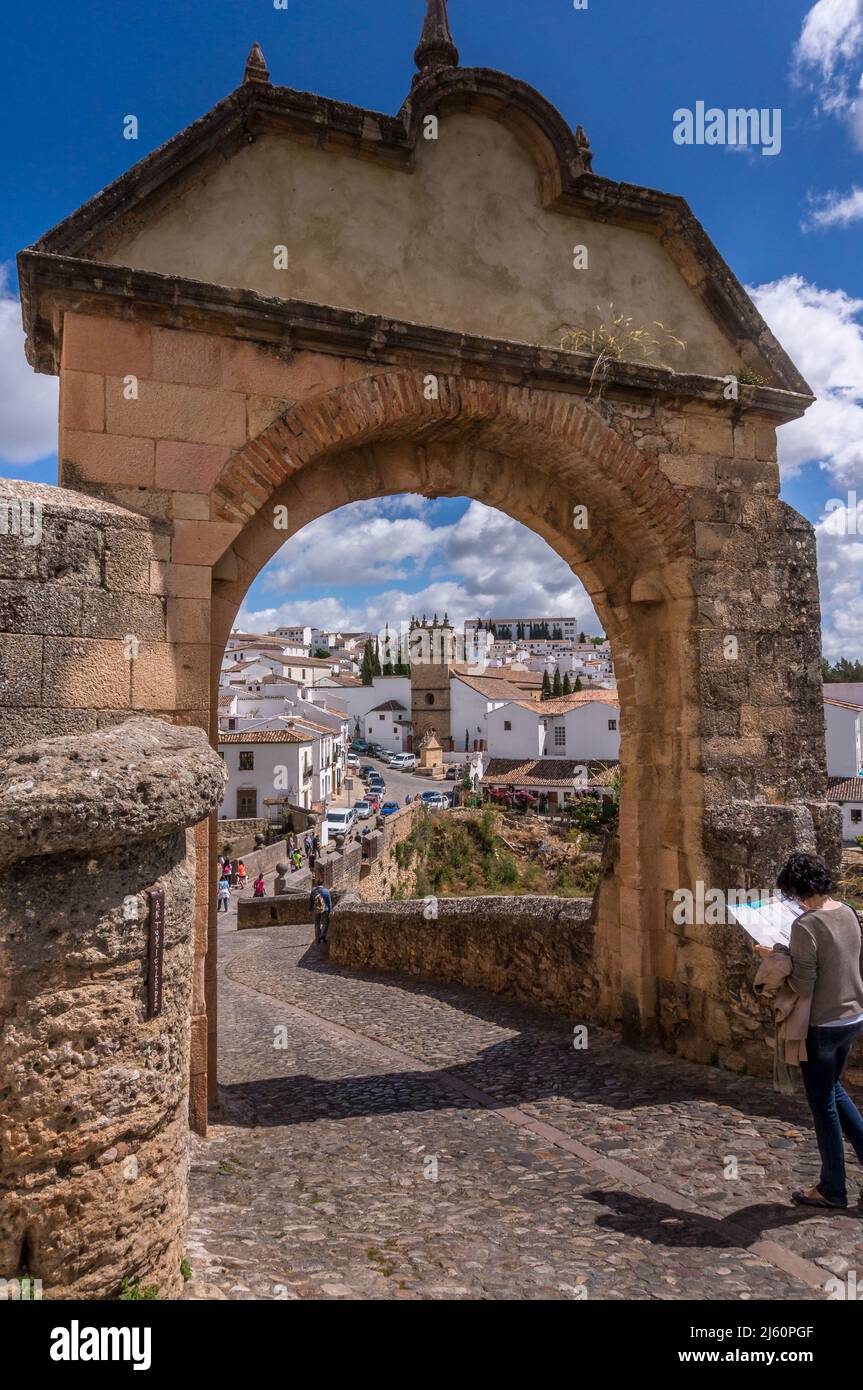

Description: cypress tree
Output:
[552,669,563,697]
[574,675,583,692]
[361,640,374,686]
[541,670,552,700]
[562,672,572,695]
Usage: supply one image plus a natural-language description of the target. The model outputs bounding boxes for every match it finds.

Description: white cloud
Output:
[815,502,863,659]
[241,499,599,638]
[749,275,863,488]
[793,0,863,143]
[0,268,58,465]
[804,184,863,228]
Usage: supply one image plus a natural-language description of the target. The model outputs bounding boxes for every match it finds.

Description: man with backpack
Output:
[309,872,333,946]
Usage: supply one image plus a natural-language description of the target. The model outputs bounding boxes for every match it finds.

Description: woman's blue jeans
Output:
[800,1021,863,1205]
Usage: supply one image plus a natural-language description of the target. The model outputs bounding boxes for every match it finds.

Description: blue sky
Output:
[1,0,862,653]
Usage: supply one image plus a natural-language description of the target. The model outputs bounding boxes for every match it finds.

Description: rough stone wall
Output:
[0,719,224,1299]
[330,896,599,1023]
[0,475,217,1132]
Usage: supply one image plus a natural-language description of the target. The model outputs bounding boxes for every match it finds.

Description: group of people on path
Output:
[286,830,321,875]
[216,853,266,911]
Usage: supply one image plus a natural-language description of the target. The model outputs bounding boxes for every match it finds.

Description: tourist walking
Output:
[760,852,863,1210]
[217,878,230,913]
[237,859,247,892]
[309,873,333,945]
[253,873,267,898]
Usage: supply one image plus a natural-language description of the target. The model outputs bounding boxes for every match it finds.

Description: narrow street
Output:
[186,915,863,1300]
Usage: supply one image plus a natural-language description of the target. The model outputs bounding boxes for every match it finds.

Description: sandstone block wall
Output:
[330,895,598,1022]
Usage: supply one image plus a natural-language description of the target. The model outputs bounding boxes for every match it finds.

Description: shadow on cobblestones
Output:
[584,1189,848,1248]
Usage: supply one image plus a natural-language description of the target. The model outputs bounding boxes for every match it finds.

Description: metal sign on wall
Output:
[146,889,165,1019]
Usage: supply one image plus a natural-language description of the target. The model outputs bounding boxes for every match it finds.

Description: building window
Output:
[554,726,566,747]
[239,751,254,770]
[852,810,862,824]
[504,720,512,732]
[228,718,237,730]
[426,693,435,705]
[380,714,385,720]
[608,720,617,731]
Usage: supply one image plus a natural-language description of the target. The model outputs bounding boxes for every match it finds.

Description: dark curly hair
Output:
[776,852,835,902]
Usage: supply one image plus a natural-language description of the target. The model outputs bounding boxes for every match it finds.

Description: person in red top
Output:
[253,874,266,898]
[237,860,247,892]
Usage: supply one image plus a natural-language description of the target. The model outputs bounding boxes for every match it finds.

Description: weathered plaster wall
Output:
[91,117,743,377]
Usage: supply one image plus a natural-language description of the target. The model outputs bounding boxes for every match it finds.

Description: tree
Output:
[574,676,583,692]
[372,638,382,678]
[552,669,563,697]
[465,728,470,753]
[313,646,330,658]
[579,630,586,644]
[541,670,552,700]
[360,640,375,686]
[824,657,863,683]
[562,672,572,695]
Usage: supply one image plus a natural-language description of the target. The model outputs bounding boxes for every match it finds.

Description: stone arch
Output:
[204,368,704,1092]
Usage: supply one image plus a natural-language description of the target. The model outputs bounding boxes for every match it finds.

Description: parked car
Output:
[368,775,386,790]
[424,793,450,810]
[380,801,400,815]
[379,750,398,765]
[360,764,375,780]
[350,740,369,754]
[365,791,382,811]
[390,753,418,771]
[346,753,359,768]
[445,764,464,780]
[325,807,357,837]
[353,799,374,819]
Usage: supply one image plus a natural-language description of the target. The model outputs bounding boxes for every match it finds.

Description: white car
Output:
[325,807,357,837]
[423,793,450,811]
[353,800,374,820]
[390,753,418,770]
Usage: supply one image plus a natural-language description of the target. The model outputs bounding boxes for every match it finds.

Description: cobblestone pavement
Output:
[187,918,863,1300]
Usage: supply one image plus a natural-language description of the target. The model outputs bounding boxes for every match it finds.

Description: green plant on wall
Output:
[557,304,686,392]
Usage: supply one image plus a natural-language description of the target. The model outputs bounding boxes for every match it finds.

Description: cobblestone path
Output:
[187,919,863,1300]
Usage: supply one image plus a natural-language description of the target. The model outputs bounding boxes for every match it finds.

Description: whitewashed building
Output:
[219,729,315,817]
[824,697,863,778]
[486,691,621,761]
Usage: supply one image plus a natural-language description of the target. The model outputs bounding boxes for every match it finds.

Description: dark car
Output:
[360,764,375,780]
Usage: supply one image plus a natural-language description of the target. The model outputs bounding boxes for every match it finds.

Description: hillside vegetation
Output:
[392,807,602,900]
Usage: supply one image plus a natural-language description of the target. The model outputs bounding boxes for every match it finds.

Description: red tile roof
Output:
[219,730,311,745]
[827,777,863,802]
[483,757,617,787]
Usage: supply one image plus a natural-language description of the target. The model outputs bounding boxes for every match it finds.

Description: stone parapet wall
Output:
[330,895,599,1022]
[215,818,269,848]
[0,718,224,1299]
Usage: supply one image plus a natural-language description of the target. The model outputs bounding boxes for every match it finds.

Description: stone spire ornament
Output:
[243,42,270,85]
[414,0,460,76]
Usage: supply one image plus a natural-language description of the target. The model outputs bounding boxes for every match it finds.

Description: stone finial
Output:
[575,125,594,171]
[243,42,270,85]
[414,0,459,75]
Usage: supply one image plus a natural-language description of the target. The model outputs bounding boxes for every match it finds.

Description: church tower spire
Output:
[414,0,460,76]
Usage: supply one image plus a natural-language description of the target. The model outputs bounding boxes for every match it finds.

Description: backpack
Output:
[313,891,327,914]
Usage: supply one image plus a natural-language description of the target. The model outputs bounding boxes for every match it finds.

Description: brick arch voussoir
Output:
[214,369,692,561]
